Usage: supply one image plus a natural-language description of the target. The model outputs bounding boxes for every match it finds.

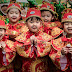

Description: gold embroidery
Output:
[29,57,48,72]
[16,46,31,58]
[6,40,15,51]
[38,42,51,57]
[6,52,16,63]
[49,22,57,27]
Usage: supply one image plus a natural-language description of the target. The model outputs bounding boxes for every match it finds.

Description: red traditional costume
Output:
[40,1,63,38]
[0,20,16,72]
[6,3,28,40]
[6,3,28,72]
[15,8,52,72]
[49,8,72,72]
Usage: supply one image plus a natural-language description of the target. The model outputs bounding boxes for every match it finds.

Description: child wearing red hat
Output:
[49,8,72,72]
[40,1,63,39]
[0,20,16,72]
[15,7,52,72]
[6,3,28,41]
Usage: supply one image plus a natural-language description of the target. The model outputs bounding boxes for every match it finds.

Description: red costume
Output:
[15,8,52,72]
[49,8,72,72]
[6,3,28,72]
[6,3,28,40]
[40,1,63,39]
[0,20,16,72]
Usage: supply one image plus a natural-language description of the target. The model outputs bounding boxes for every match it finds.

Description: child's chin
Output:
[32,30,37,33]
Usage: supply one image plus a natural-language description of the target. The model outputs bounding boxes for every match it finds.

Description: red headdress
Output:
[7,3,21,12]
[61,8,72,22]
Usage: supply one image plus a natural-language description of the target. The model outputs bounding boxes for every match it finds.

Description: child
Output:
[0,0,10,16]
[40,1,63,38]
[49,8,72,72]
[15,8,52,72]
[0,20,16,72]
[6,3,28,41]
[6,3,29,71]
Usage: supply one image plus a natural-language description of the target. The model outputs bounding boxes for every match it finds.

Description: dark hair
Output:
[1,5,8,8]
[26,17,41,22]
[41,10,54,16]
[7,8,21,14]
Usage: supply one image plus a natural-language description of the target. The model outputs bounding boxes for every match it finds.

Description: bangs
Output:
[26,17,41,22]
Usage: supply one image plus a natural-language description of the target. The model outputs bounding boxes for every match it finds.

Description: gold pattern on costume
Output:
[16,45,31,58]
[11,31,18,35]
[51,27,63,37]
[57,51,61,56]
[49,53,56,61]
[52,38,64,50]
[49,22,57,27]
[29,58,48,72]
[15,33,27,42]
[38,42,51,57]
[0,64,13,72]
[6,52,16,63]
[20,25,29,33]
[42,33,52,41]
[6,40,15,51]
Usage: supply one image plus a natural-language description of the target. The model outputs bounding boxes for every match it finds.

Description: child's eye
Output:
[30,21,33,23]
[36,21,39,23]
[10,12,13,14]
[0,29,3,31]
[65,23,69,25]
[42,15,45,17]
[15,12,18,14]
[47,15,50,17]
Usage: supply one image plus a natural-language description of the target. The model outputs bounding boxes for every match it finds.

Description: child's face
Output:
[64,22,72,34]
[1,5,8,14]
[0,28,5,40]
[41,11,53,22]
[7,8,21,23]
[27,17,41,33]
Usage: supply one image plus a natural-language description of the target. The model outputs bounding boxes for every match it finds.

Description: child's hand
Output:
[0,41,6,51]
[33,36,37,46]
[61,46,69,55]
[30,35,37,46]
[1,41,6,48]
[30,35,34,45]
[69,47,72,54]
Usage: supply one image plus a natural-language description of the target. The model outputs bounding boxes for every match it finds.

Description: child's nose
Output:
[45,16,47,19]
[33,23,37,25]
[69,23,72,27]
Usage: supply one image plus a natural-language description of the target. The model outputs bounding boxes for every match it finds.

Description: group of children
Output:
[0,1,72,72]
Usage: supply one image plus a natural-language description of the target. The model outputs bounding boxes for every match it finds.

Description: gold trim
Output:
[0,26,6,29]
[40,8,56,14]
[25,15,43,22]
[7,6,21,12]
[16,45,31,58]
[51,38,64,51]
[62,19,72,22]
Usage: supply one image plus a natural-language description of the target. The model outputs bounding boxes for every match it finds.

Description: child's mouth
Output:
[12,17,17,19]
[68,29,72,31]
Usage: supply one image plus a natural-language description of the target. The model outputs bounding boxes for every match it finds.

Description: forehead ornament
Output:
[30,11,35,14]
[67,15,72,19]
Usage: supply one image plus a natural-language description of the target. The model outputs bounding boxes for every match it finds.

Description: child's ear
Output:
[40,20,42,26]
[52,16,54,20]
[19,14,21,19]
[6,14,9,18]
